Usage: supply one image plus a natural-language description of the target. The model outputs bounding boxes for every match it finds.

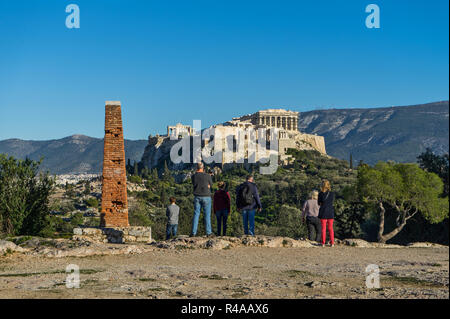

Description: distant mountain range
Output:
[298,101,449,165]
[0,101,448,174]
[0,135,147,174]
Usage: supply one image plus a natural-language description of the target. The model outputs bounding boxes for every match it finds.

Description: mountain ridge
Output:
[1,101,448,174]
[297,101,449,164]
[0,135,147,174]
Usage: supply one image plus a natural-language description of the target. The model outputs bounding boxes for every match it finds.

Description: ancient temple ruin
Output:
[140,108,327,170]
[230,109,299,131]
[167,123,193,138]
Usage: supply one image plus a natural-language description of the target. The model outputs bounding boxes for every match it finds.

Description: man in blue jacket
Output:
[236,175,262,236]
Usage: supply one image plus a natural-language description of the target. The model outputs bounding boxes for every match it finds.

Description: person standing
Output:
[302,190,321,242]
[166,197,179,240]
[236,175,262,236]
[190,162,214,237]
[318,180,335,247]
[213,181,231,236]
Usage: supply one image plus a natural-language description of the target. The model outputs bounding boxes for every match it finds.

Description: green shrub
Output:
[70,212,84,227]
[128,175,143,184]
[129,201,152,227]
[84,197,98,209]
[0,155,54,236]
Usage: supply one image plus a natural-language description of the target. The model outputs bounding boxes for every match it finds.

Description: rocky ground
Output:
[0,236,448,299]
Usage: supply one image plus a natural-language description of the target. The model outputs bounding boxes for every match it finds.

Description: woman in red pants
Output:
[318,180,335,247]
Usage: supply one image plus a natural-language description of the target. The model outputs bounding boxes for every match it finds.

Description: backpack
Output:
[238,183,254,207]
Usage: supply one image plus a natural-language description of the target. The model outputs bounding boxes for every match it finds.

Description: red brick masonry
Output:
[100,101,129,227]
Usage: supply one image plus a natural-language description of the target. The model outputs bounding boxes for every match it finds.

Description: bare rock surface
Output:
[151,235,316,250]
[1,236,447,259]
[2,237,153,258]
[0,236,447,299]
[0,240,27,254]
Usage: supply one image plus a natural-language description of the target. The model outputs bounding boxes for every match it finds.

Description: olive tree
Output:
[357,162,448,243]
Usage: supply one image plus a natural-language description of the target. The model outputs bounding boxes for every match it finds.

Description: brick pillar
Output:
[100,101,129,227]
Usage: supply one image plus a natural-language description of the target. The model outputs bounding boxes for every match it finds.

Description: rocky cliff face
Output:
[140,131,328,171]
[298,101,449,164]
[140,135,187,171]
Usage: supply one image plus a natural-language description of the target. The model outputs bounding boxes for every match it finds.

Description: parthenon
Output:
[222,108,326,161]
[230,109,299,131]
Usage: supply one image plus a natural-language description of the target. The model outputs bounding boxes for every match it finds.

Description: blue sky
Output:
[0,0,448,140]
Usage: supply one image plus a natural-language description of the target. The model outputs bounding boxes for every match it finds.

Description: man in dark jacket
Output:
[190,162,214,237]
[236,175,262,236]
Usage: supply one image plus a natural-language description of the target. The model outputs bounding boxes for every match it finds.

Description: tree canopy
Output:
[357,162,448,242]
[417,148,449,197]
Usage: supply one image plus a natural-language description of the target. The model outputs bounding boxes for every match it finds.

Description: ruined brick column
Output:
[100,101,129,227]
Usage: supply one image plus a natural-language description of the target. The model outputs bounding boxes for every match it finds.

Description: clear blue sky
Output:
[0,0,448,140]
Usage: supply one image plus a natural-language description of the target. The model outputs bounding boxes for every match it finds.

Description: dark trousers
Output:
[306,216,321,242]
[215,209,229,236]
[166,224,178,240]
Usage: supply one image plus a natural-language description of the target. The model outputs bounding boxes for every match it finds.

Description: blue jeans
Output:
[191,196,212,236]
[166,224,178,240]
[215,209,229,236]
[242,209,255,236]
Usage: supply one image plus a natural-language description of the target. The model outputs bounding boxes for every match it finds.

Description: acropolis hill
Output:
[140,108,326,170]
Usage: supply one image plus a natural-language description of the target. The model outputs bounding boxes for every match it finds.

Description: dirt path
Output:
[0,246,448,299]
